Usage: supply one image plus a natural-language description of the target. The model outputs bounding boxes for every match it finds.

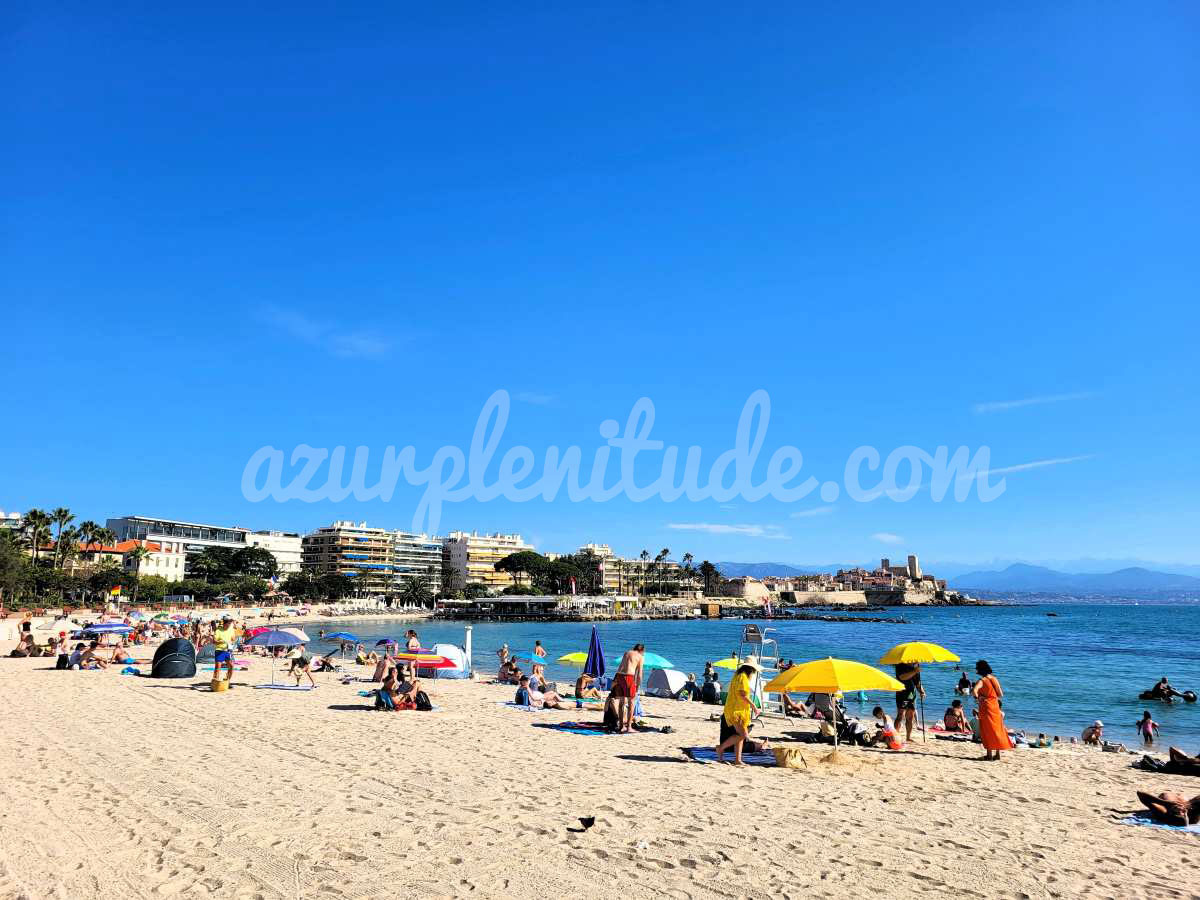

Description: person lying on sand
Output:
[1136,790,1200,826]
[530,683,570,710]
[313,651,338,672]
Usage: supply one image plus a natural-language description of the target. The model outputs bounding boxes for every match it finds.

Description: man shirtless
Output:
[612,644,645,733]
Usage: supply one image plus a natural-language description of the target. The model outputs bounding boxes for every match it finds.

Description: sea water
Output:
[307,602,1200,748]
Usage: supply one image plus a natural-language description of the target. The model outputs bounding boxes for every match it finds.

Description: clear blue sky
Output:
[5,3,1198,568]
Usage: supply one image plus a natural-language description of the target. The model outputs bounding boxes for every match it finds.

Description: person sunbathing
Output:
[530,683,570,710]
[392,671,420,709]
[109,644,136,664]
[944,699,969,732]
[79,641,108,669]
[782,693,811,717]
[1136,790,1200,825]
[372,654,394,683]
[313,651,338,672]
[575,673,601,700]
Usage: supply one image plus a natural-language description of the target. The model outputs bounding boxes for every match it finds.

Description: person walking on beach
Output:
[893,661,924,742]
[971,659,1012,761]
[715,663,758,765]
[612,644,645,733]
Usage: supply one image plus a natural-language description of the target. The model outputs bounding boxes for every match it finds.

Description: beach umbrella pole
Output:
[920,694,926,743]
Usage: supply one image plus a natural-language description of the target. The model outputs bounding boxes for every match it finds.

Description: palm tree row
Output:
[18,508,117,571]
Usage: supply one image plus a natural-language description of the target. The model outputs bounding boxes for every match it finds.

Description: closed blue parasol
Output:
[584,626,606,679]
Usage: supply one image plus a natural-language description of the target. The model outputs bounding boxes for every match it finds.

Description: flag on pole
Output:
[110,585,122,597]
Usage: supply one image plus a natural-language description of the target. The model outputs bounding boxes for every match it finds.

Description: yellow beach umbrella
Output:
[712,657,743,670]
[878,642,960,743]
[556,652,588,665]
[765,658,904,749]
[878,641,960,665]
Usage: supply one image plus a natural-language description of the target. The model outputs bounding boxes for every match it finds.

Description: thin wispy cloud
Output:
[789,506,836,519]
[667,522,790,540]
[260,305,391,360]
[514,391,556,406]
[972,392,1094,414]
[872,532,904,545]
[973,454,1095,478]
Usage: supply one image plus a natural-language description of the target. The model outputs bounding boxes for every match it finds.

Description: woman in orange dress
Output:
[971,659,1012,761]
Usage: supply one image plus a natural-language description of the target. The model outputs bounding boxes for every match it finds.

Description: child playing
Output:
[1136,710,1160,745]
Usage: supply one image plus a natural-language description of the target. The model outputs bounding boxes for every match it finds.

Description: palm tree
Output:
[653,548,669,595]
[126,544,151,607]
[639,549,650,596]
[22,509,52,565]
[681,552,695,592]
[77,521,102,558]
[50,507,74,569]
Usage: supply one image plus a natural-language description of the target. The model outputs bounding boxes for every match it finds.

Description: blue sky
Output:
[5,3,1198,568]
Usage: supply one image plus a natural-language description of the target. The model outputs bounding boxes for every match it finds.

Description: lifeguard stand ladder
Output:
[736,624,786,716]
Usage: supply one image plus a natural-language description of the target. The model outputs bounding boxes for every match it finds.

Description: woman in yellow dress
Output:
[715,663,758,765]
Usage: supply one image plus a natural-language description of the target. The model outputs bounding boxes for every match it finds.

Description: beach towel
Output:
[1119,815,1200,834]
[533,722,607,736]
[684,747,777,767]
[119,666,141,676]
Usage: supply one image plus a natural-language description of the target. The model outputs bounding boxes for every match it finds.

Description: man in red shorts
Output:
[611,643,645,734]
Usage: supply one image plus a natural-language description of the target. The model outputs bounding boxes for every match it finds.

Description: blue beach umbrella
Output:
[83,623,133,635]
[510,650,547,663]
[641,651,674,670]
[584,626,606,680]
[244,629,305,686]
[375,638,398,647]
[325,632,360,643]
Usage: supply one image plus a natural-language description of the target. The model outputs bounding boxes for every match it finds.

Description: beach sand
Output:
[0,654,1195,899]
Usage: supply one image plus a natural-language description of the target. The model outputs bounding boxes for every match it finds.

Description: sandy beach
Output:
[0,651,1196,900]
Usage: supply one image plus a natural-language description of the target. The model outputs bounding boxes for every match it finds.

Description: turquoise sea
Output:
[308,603,1200,748]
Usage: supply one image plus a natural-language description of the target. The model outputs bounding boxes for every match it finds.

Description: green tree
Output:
[464,582,490,600]
[318,572,354,600]
[495,550,548,588]
[399,576,433,608]
[219,575,270,604]
[125,544,151,607]
[0,529,32,605]
[136,575,170,605]
[232,546,278,579]
[698,560,721,595]
[50,507,74,569]
[22,509,52,566]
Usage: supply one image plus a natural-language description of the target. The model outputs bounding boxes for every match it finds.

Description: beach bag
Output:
[55,653,70,670]
[414,690,432,711]
[774,747,809,769]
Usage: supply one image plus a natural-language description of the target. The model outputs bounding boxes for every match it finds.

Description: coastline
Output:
[0,652,1194,899]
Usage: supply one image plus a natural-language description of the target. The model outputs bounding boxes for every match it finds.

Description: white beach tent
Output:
[644,668,688,698]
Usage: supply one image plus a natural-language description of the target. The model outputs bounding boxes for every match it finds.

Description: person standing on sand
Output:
[715,663,758,765]
[971,659,1012,761]
[612,644,645,733]
[211,615,237,685]
[893,661,924,742]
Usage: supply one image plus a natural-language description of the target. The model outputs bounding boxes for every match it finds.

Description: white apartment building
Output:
[392,531,442,593]
[443,531,534,589]
[246,530,303,575]
[106,515,249,578]
[122,539,187,583]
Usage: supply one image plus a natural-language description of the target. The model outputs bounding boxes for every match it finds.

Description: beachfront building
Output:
[443,531,534,590]
[301,521,394,595]
[106,515,249,578]
[245,530,303,576]
[391,531,442,594]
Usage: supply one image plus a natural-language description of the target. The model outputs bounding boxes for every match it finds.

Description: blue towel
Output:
[1120,815,1200,834]
[533,722,606,736]
[684,746,776,767]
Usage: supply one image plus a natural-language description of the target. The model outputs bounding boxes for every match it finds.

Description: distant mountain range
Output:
[949,564,1200,594]
[715,559,1200,596]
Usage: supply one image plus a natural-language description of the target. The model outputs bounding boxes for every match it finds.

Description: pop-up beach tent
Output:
[150,638,197,678]
[644,668,687,698]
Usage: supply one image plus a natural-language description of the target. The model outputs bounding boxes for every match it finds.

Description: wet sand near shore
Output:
[0,655,1195,899]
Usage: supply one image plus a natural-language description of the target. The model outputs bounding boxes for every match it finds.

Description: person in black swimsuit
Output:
[894,662,925,742]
